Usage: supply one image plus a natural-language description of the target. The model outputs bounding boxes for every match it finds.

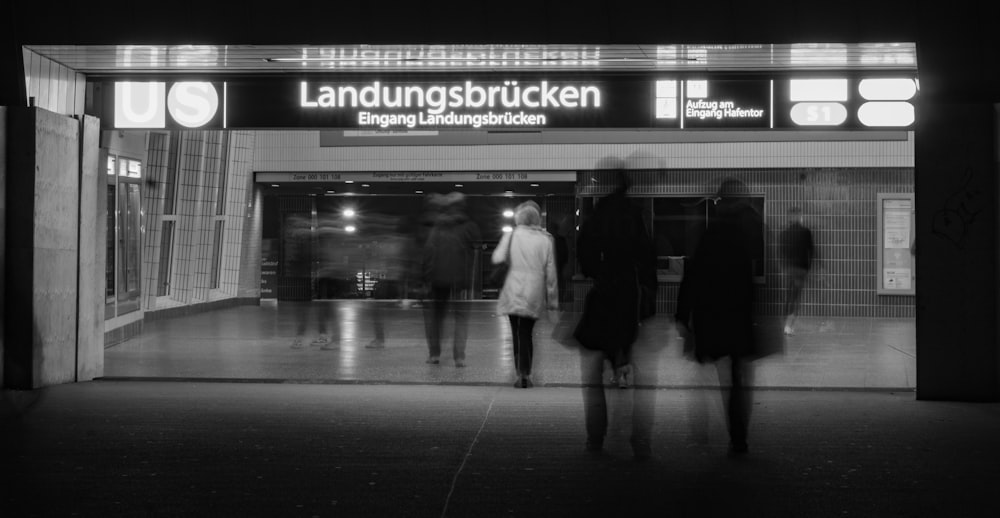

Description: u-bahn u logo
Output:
[114,82,221,129]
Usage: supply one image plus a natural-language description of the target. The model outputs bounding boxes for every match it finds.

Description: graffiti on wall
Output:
[931,167,988,250]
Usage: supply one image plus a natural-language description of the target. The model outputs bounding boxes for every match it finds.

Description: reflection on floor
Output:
[105,300,916,390]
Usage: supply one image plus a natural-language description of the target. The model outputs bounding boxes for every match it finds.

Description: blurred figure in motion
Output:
[422,192,482,367]
[492,200,559,388]
[365,212,412,349]
[780,206,814,335]
[547,215,572,303]
[574,164,658,458]
[286,213,338,349]
[675,178,765,455]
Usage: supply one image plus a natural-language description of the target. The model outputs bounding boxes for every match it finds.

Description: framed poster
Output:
[877,193,915,295]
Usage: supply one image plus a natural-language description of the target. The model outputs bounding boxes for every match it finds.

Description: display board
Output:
[877,193,915,295]
[99,74,917,131]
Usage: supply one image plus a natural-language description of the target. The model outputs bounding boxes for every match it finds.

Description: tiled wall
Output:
[22,49,86,117]
[576,168,915,318]
[141,131,256,313]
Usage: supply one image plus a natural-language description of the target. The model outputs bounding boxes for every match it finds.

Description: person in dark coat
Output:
[421,192,482,367]
[574,168,658,458]
[674,178,763,455]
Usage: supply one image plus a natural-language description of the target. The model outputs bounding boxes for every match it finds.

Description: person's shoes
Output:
[585,436,604,453]
[729,441,749,456]
[521,376,533,388]
[631,437,652,461]
[783,325,794,335]
[514,376,524,388]
[365,339,385,349]
[311,335,331,346]
[291,338,305,349]
[614,364,633,388]
[426,356,440,365]
[455,360,466,368]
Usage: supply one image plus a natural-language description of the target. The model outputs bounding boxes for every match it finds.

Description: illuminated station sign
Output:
[103,74,916,130]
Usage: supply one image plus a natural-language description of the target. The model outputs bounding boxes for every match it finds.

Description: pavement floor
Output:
[2,380,998,518]
[105,301,916,390]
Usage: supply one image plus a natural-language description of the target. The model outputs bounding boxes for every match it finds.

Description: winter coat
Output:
[423,210,481,287]
[675,201,762,360]
[573,190,658,360]
[492,226,559,320]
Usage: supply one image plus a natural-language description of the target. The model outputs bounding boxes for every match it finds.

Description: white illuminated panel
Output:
[655,80,678,119]
[858,78,917,100]
[686,80,708,98]
[858,102,914,127]
[790,102,848,126]
[789,79,848,102]
[167,82,219,128]
[115,82,166,128]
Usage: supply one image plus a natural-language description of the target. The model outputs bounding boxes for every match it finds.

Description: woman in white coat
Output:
[492,201,559,388]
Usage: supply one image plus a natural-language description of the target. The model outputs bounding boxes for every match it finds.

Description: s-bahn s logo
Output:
[114,82,221,129]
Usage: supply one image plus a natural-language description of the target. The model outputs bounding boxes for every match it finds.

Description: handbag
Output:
[489,230,514,285]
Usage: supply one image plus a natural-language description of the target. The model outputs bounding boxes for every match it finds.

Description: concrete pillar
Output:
[3,107,101,389]
[0,107,7,387]
[76,115,103,381]
[915,102,999,401]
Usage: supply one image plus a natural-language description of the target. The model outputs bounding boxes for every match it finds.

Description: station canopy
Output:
[25,43,916,75]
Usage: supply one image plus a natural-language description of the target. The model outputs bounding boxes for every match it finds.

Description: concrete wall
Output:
[4,107,80,388]
[22,49,86,118]
[915,103,999,401]
[254,130,914,172]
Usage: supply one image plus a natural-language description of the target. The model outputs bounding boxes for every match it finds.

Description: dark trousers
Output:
[295,301,337,339]
[424,283,468,361]
[716,355,753,446]
[784,267,808,317]
[508,315,536,376]
[579,347,654,448]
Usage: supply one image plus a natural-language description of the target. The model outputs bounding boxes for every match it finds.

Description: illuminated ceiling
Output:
[25,43,917,75]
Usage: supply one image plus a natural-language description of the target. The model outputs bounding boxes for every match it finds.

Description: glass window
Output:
[216,132,230,215]
[157,221,175,297]
[210,220,224,289]
[163,133,180,215]
[106,183,116,301]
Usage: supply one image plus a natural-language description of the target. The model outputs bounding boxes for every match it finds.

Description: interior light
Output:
[501,225,513,233]
[343,209,356,218]
[362,184,370,187]
[858,102,915,127]
[345,225,356,233]
[415,190,424,194]
[858,78,917,101]
[271,184,280,187]
[530,183,540,187]
[790,79,848,102]
[345,180,354,184]
[503,209,515,218]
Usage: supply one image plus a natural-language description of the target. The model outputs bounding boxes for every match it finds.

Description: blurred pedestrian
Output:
[574,167,657,458]
[365,212,408,349]
[286,213,338,349]
[422,192,482,367]
[780,206,814,335]
[675,178,763,455]
[492,200,559,388]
